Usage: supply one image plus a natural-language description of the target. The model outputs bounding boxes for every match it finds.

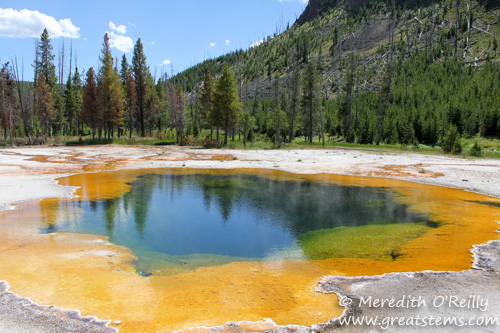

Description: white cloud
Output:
[151,41,156,45]
[209,42,216,48]
[109,21,126,34]
[106,21,132,52]
[0,8,80,38]
[161,59,171,65]
[250,39,264,48]
[225,40,230,46]
[108,31,133,53]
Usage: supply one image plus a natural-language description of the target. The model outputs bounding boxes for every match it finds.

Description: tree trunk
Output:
[289,117,295,143]
[309,99,313,144]
[140,104,145,137]
[224,119,229,145]
[243,125,247,148]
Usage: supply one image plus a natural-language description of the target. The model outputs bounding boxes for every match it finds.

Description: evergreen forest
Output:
[1,0,499,156]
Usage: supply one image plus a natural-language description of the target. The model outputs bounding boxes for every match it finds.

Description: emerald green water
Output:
[42,171,432,272]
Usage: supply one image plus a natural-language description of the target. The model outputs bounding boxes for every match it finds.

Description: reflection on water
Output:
[41,171,431,270]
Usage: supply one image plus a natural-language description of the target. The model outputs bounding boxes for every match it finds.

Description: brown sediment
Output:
[185,153,235,161]
[0,168,499,332]
[17,148,235,175]
[19,153,135,174]
[142,151,235,162]
[353,164,444,178]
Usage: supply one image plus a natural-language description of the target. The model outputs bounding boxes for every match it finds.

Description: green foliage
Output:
[301,62,319,143]
[132,38,150,137]
[470,140,483,156]
[35,28,57,89]
[0,63,18,140]
[270,106,287,147]
[212,65,243,145]
[82,67,100,138]
[198,71,214,129]
[34,72,56,139]
[442,125,462,154]
[97,34,124,139]
[4,0,500,149]
[64,74,77,135]
[238,110,256,147]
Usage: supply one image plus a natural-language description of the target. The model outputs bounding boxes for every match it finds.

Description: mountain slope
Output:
[173,0,500,148]
[174,0,499,99]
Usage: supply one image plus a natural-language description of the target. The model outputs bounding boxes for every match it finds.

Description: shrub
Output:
[470,141,483,157]
[442,125,462,154]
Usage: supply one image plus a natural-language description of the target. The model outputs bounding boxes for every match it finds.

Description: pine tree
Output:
[97,34,124,139]
[238,110,256,148]
[287,64,301,142]
[124,71,137,138]
[301,62,318,143]
[132,38,150,137]
[198,71,214,137]
[35,29,57,88]
[212,65,243,145]
[343,53,356,143]
[375,63,394,145]
[35,29,63,136]
[72,68,83,135]
[82,67,100,138]
[120,55,130,84]
[34,72,56,140]
[145,74,160,136]
[271,106,287,147]
[120,56,135,137]
[64,74,77,135]
[0,63,18,140]
[442,124,462,154]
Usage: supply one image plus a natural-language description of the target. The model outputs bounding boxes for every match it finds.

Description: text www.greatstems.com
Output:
[339,315,500,330]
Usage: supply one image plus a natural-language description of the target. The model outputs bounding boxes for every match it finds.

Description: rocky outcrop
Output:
[295,0,338,26]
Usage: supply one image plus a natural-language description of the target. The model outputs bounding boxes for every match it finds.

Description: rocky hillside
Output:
[296,0,338,25]
[174,0,500,100]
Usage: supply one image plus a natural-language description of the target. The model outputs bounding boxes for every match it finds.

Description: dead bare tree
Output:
[13,57,34,144]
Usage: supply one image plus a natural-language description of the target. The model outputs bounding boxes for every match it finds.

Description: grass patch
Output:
[461,137,500,158]
[2,131,499,160]
[65,136,177,146]
[298,223,430,261]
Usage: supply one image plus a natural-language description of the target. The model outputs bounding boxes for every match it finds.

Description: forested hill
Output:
[174,0,500,97]
[2,0,499,150]
[172,0,500,148]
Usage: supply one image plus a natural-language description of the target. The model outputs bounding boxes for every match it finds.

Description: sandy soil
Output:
[0,145,499,332]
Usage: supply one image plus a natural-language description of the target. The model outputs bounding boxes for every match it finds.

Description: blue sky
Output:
[0,0,308,81]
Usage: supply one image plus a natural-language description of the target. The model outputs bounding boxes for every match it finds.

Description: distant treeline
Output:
[1,0,500,151]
